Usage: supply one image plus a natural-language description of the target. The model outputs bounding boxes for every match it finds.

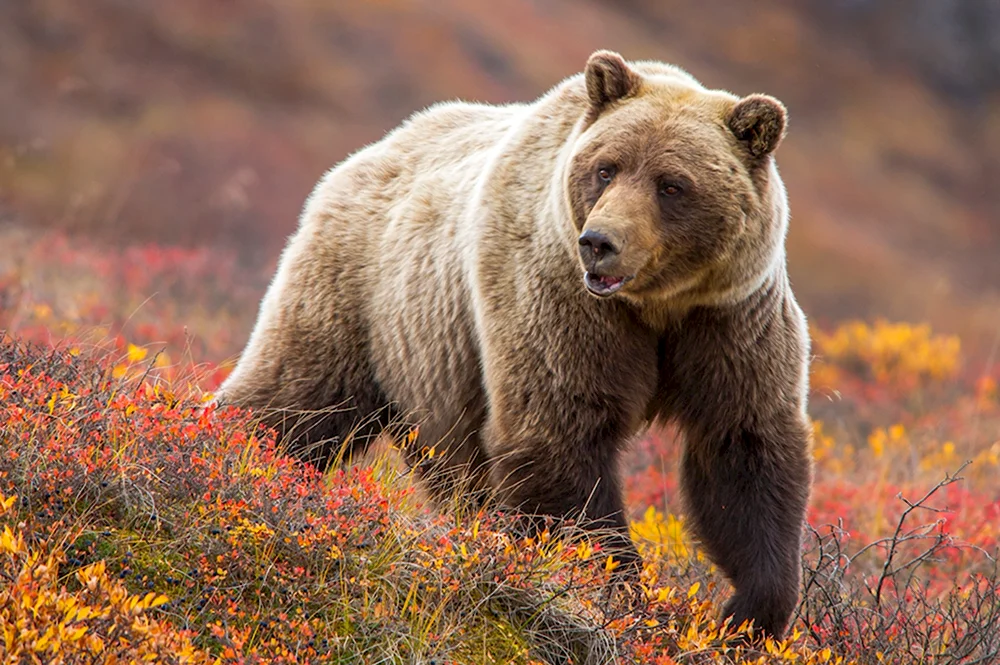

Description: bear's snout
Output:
[578,229,621,272]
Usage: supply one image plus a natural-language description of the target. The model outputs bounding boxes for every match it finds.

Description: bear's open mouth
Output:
[584,272,632,297]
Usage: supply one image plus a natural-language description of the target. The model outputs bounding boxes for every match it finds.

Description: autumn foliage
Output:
[2,229,998,664]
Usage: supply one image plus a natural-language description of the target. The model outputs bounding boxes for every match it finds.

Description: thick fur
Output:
[217,50,813,638]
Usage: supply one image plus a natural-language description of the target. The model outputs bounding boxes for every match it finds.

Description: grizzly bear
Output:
[216,50,813,638]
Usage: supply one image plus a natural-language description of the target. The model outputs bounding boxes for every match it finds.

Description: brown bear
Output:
[216,50,813,638]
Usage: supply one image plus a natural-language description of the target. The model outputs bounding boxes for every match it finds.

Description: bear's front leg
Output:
[485,411,642,574]
[680,418,811,638]
[477,318,658,579]
[665,285,813,639]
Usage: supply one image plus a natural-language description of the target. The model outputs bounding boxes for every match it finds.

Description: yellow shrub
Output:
[0,492,216,665]
[812,320,960,388]
[630,505,692,564]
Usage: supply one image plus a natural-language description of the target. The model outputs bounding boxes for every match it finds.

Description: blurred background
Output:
[2,0,999,359]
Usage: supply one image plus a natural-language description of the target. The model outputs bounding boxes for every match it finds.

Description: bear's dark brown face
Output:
[566,51,788,306]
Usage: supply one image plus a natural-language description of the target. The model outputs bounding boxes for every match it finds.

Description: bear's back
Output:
[290,101,535,457]
[361,101,527,193]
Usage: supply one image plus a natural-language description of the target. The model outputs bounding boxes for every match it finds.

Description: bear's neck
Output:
[635,265,790,333]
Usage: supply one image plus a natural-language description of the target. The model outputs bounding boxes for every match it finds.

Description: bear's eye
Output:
[659,183,683,198]
[597,166,616,183]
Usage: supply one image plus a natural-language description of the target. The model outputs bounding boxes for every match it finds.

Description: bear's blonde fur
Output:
[218,51,812,638]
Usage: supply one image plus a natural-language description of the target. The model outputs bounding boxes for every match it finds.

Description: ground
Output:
[1,227,998,664]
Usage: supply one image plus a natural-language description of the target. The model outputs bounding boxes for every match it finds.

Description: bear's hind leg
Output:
[220,366,402,472]
[216,309,403,473]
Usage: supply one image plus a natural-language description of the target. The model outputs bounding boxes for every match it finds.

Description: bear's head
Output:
[566,50,789,309]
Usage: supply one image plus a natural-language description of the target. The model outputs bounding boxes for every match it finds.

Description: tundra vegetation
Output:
[1,228,998,663]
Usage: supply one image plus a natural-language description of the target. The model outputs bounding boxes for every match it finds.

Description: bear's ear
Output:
[585,50,640,114]
[727,94,787,160]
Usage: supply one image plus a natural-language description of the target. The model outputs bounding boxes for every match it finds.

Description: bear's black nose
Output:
[578,230,620,267]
